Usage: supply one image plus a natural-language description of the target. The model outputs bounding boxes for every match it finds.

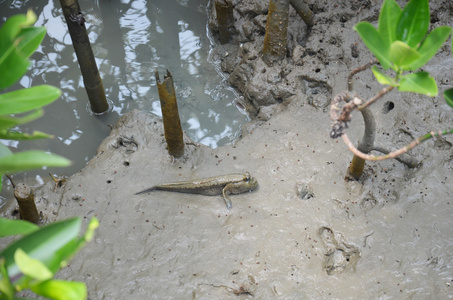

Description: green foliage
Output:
[0,10,71,191]
[444,88,453,108]
[354,0,451,97]
[444,39,453,108]
[0,218,38,237]
[0,10,46,89]
[0,10,87,299]
[0,217,99,300]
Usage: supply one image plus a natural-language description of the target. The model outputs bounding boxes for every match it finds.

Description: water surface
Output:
[0,0,248,203]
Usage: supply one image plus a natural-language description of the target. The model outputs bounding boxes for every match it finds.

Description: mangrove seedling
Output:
[329,0,452,179]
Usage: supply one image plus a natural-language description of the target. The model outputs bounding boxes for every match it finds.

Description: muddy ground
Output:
[2,0,453,299]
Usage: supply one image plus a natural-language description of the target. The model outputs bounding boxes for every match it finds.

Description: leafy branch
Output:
[329,0,452,178]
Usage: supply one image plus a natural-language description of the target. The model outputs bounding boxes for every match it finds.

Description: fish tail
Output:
[134,186,156,195]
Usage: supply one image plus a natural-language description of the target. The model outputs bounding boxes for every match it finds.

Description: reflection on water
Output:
[0,0,248,201]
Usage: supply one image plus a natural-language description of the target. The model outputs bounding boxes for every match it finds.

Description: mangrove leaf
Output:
[398,72,437,96]
[354,22,392,70]
[0,150,71,173]
[396,0,429,48]
[408,26,452,70]
[0,218,39,237]
[389,40,420,69]
[0,85,61,115]
[378,0,401,45]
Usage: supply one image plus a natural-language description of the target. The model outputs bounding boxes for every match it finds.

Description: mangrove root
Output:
[289,0,314,27]
[215,0,235,44]
[262,0,290,66]
[14,183,40,224]
[155,69,185,158]
[60,0,109,114]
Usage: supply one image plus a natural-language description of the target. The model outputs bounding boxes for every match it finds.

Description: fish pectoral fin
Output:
[222,185,233,210]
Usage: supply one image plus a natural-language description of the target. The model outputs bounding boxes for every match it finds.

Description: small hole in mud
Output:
[123,161,130,166]
[277,98,283,103]
[382,101,395,114]
[107,180,112,184]
[315,68,321,73]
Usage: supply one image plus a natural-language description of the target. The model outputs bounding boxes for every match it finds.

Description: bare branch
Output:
[347,59,378,91]
[358,86,394,110]
[342,129,453,164]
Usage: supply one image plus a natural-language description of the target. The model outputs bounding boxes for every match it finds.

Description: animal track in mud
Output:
[300,77,332,112]
[111,135,138,153]
[318,226,360,275]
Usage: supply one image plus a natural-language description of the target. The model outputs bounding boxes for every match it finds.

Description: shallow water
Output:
[0,0,248,204]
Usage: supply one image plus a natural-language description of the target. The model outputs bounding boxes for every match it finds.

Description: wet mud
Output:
[2,0,453,298]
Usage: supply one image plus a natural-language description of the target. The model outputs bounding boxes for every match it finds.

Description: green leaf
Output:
[371,66,398,86]
[0,218,39,237]
[354,22,392,70]
[0,130,53,140]
[0,11,40,90]
[396,0,429,48]
[0,109,43,130]
[0,117,20,131]
[14,248,53,281]
[0,47,30,90]
[0,144,13,157]
[408,26,452,70]
[378,0,401,44]
[0,218,81,281]
[0,10,38,54]
[53,217,99,271]
[0,259,14,300]
[31,280,87,300]
[0,15,27,49]
[389,40,421,69]
[15,27,46,59]
[0,150,71,173]
[398,72,438,96]
[444,88,453,108]
[85,218,99,242]
[0,85,61,114]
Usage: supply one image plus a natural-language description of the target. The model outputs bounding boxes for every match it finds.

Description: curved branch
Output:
[342,129,453,165]
[372,145,420,168]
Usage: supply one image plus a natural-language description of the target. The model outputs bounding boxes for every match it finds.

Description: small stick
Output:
[5,174,15,188]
